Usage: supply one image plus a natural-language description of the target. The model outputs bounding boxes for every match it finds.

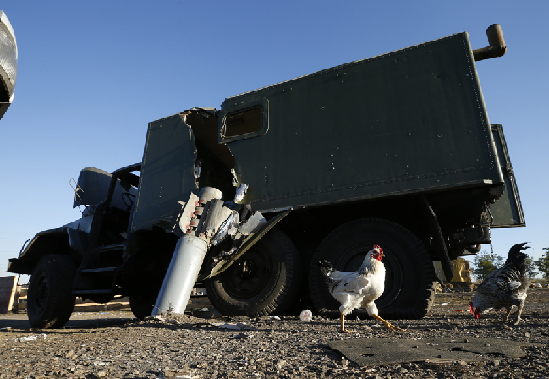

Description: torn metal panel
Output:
[233,183,248,203]
[211,210,239,246]
[220,33,504,212]
[237,211,267,236]
[170,193,200,237]
[199,209,291,280]
[130,114,198,232]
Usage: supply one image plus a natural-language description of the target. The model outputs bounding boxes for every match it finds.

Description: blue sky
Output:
[1,1,548,276]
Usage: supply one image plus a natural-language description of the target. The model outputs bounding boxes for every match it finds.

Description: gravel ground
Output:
[0,289,547,379]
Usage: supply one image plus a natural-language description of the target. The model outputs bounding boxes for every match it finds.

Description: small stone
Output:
[524,332,530,338]
[97,370,108,377]
[492,360,500,366]
[485,343,490,347]
[276,360,286,370]
[458,360,467,366]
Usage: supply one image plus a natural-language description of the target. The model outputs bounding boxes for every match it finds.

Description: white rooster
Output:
[319,244,404,332]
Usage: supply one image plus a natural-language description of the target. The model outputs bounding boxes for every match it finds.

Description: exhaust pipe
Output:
[473,24,506,61]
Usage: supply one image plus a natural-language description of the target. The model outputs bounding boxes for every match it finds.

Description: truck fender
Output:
[7,228,79,275]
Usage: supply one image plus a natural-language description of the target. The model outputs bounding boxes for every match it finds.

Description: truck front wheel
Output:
[205,228,301,317]
[309,218,436,320]
[27,255,76,328]
[129,292,156,319]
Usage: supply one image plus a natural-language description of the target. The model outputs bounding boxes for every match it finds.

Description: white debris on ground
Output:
[11,333,47,342]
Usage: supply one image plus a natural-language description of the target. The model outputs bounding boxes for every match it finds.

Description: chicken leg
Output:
[513,302,524,325]
[503,307,513,323]
[340,314,350,333]
[372,314,405,331]
[502,302,524,325]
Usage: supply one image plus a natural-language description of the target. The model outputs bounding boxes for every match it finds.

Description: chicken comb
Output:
[373,244,383,253]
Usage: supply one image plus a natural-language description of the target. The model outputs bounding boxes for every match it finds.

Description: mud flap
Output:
[489,124,525,228]
[421,197,453,281]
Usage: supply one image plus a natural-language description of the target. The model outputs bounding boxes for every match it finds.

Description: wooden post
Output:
[0,276,18,314]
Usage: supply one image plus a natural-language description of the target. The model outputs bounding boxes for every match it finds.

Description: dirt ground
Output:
[0,289,547,379]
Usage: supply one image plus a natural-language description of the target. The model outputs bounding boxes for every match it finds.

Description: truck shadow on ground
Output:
[0,314,134,332]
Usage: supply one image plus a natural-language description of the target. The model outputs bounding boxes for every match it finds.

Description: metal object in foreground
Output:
[0,10,18,120]
[152,235,208,315]
[153,187,225,315]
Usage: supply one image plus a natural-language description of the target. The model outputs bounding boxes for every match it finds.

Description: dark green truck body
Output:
[222,33,502,212]
[8,28,524,327]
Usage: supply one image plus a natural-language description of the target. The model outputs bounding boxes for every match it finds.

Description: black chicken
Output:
[469,243,530,324]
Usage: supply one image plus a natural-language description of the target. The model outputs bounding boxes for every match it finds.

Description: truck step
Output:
[73,289,113,295]
[98,244,125,252]
[80,267,117,274]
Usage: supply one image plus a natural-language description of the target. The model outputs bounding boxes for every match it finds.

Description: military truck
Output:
[0,10,17,120]
[8,25,524,328]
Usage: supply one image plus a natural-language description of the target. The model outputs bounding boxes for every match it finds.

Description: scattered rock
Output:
[0,290,547,378]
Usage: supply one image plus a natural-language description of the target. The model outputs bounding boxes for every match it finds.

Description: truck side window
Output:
[222,105,263,137]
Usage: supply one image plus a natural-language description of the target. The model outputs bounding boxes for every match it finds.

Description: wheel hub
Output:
[34,273,49,312]
[225,249,272,299]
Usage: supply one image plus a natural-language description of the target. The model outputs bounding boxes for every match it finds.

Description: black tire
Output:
[309,218,436,320]
[129,293,157,319]
[27,255,76,329]
[205,227,301,317]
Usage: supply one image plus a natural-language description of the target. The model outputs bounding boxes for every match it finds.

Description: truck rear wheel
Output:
[309,218,436,320]
[27,255,76,328]
[205,228,301,316]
